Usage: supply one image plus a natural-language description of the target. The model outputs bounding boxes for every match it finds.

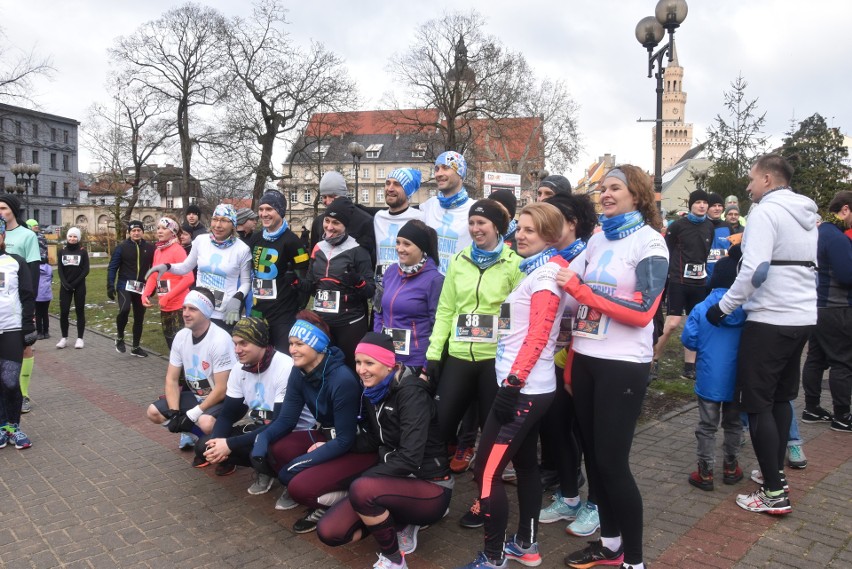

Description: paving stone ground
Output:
[1,318,849,568]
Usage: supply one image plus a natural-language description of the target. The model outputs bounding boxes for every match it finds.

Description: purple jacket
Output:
[373,258,444,367]
[37,263,53,302]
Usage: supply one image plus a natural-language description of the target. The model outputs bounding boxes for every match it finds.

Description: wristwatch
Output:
[505,374,523,387]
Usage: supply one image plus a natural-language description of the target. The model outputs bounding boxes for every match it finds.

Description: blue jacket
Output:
[816,222,852,308]
[681,288,746,402]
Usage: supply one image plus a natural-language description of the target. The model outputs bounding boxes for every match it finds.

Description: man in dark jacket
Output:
[182,204,207,240]
[309,171,376,266]
[107,220,155,357]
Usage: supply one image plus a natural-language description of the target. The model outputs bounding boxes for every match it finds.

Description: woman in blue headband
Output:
[250,310,374,534]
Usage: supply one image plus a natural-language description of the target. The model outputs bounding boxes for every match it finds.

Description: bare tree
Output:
[109,2,230,199]
[220,0,357,207]
[0,27,53,104]
[84,77,174,240]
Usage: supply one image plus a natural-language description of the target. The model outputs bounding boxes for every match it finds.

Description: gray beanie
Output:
[319,171,348,197]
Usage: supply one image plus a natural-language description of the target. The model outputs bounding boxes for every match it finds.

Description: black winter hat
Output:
[707,193,724,207]
[469,199,510,236]
[324,197,353,227]
[688,190,710,209]
[397,220,439,263]
[539,175,572,196]
[0,195,22,222]
[259,190,287,219]
[185,204,202,216]
[488,189,517,219]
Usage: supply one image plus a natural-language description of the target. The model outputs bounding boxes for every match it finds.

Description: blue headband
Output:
[435,151,467,179]
[289,320,330,353]
[387,168,422,198]
[213,203,238,226]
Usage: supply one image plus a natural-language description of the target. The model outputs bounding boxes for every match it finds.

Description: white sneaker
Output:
[397,524,419,555]
[316,490,348,507]
[75,338,84,349]
[56,338,67,349]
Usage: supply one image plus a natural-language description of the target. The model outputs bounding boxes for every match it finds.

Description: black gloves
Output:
[340,267,364,290]
[492,386,521,424]
[167,412,195,433]
[107,288,116,301]
[23,330,39,347]
[705,303,727,327]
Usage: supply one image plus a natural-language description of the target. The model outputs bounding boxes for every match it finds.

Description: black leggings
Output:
[572,352,648,565]
[35,301,51,335]
[317,476,451,547]
[116,289,146,346]
[540,366,584,499]
[0,354,23,427]
[747,403,791,493]
[327,317,368,370]
[475,391,553,561]
[59,285,86,339]
[436,356,499,443]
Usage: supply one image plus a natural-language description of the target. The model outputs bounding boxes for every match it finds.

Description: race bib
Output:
[253,277,278,300]
[198,271,226,309]
[156,280,171,295]
[707,249,726,263]
[124,279,144,294]
[62,254,81,266]
[572,305,609,340]
[313,289,341,313]
[497,303,512,335]
[184,376,212,398]
[374,262,394,284]
[555,313,574,350]
[683,263,706,279]
[249,408,273,425]
[454,313,497,343]
[382,327,412,356]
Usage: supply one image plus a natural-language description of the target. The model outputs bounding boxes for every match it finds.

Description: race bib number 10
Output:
[572,305,609,340]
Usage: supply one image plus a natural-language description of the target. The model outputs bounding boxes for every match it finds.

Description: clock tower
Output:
[652,44,693,171]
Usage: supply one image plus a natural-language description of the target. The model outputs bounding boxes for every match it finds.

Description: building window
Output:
[166,198,174,209]
[50,153,57,169]
[34,209,40,221]
[0,177,4,191]
[365,143,383,159]
[32,179,39,195]
[51,181,57,196]
[51,128,57,142]
[32,123,38,140]
[15,147,23,163]
[0,118,4,132]
[347,189,355,201]
[63,154,70,171]
[375,188,384,203]
[361,167,370,179]
[51,210,58,225]
[15,121,21,136]
[377,168,385,178]
[411,143,427,158]
[32,150,39,164]
[302,190,311,204]
[64,130,69,144]
[311,144,329,158]
[290,191,298,204]
[63,182,69,197]
[361,189,370,203]
[0,146,5,163]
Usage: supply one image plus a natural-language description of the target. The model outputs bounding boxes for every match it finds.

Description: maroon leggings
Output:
[269,431,377,509]
[317,475,452,547]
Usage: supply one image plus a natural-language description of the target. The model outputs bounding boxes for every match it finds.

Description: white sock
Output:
[562,495,581,507]
[601,536,622,552]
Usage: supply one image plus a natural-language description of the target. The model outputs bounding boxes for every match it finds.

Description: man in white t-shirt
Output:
[373,167,424,281]
[146,288,236,462]
[199,316,313,482]
[419,151,475,274]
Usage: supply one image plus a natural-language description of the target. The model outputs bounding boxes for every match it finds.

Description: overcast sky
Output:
[4,0,850,184]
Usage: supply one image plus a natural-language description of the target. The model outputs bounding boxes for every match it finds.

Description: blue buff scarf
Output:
[686,212,707,224]
[470,237,504,269]
[504,219,518,238]
[263,218,289,242]
[362,369,396,405]
[601,210,645,241]
[556,238,587,262]
[288,320,330,353]
[437,188,469,209]
[519,246,557,275]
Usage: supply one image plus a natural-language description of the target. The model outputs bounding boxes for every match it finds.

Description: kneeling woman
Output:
[318,332,452,569]
[250,310,376,534]
[458,203,570,569]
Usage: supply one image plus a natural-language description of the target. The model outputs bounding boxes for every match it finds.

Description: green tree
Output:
[705,74,768,209]
[781,113,851,213]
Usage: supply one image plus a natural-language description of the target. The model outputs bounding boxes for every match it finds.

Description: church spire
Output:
[669,41,680,67]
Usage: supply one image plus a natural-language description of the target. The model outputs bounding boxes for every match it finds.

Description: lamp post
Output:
[635,0,688,209]
[348,141,365,204]
[10,162,41,220]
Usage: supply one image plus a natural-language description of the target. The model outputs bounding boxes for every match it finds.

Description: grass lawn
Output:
[49,267,170,357]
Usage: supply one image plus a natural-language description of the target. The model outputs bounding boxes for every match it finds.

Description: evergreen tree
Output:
[780,113,851,213]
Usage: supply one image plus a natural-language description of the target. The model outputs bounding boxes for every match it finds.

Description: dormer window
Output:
[365,144,383,159]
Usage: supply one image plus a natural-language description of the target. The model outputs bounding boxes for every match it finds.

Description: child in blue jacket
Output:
[681,245,746,490]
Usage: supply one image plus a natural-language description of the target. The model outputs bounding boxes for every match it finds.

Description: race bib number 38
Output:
[454,313,497,343]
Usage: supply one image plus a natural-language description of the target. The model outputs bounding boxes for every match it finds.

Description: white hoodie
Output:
[719,189,818,326]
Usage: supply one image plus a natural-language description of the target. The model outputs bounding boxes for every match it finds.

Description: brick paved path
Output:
[0,322,848,568]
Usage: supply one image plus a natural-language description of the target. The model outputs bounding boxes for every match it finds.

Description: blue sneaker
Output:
[539,490,582,523]
[179,432,196,450]
[6,424,32,449]
[566,501,599,537]
[503,535,542,566]
[0,425,8,448]
[455,552,508,569]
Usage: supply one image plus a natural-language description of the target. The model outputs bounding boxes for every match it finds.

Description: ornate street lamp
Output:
[636,0,688,207]
[10,162,41,219]
[348,141,365,204]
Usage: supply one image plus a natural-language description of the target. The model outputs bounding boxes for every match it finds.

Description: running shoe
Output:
[215,462,237,476]
[749,470,788,491]
[801,406,833,423]
[566,502,600,537]
[0,426,8,448]
[539,490,582,523]
[192,455,209,468]
[5,424,32,450]
[564,540,623,568]
[115,337,126,353]
[21,397,32,414]
[502,463,517,483]
[247,473,274,495]
[275,487,298,510]
[786,444,807,469]
[374,553,407,569]
[178,432,196,450]
[293,508,326,533]
[831,413,852,433]
[460,498,484,528]
[736,488,791,515]
[316,490,348,507]
[75,338,84,349]
[503,534,542,567]
[455,552,508,569]
[56,337,67,349]
[681,366,696,381]
[450,446,475,473]
[130,346,148,358]
[397,524,419,555]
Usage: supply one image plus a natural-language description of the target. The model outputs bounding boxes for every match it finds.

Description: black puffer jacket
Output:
[355,367,449,480]
[310,197,376,266]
